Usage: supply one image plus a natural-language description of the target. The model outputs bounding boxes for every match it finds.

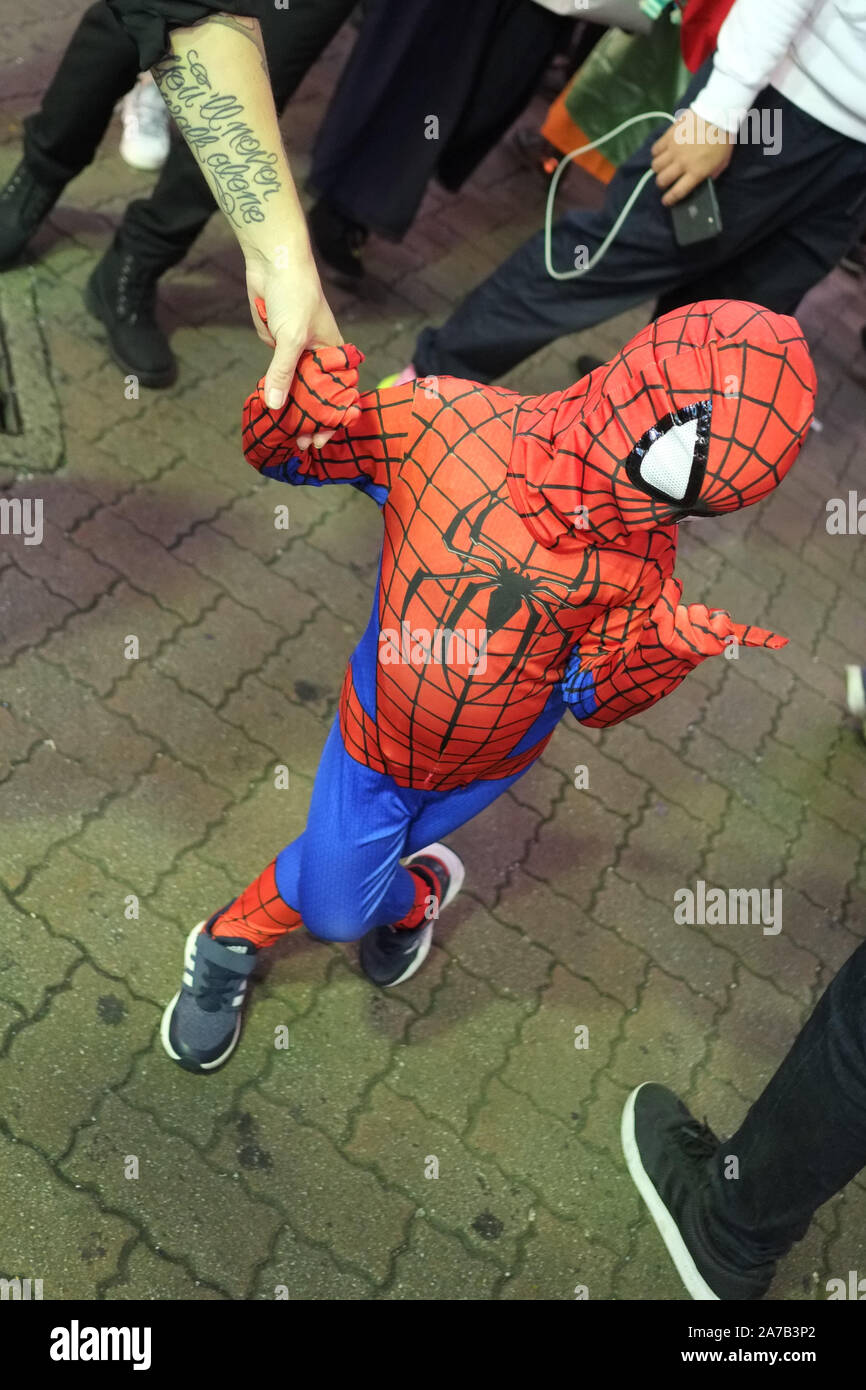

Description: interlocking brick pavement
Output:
[1,1,864,1302]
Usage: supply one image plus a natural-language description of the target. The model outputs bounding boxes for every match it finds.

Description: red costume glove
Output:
[653,577,787,662]
[243,343,364,472]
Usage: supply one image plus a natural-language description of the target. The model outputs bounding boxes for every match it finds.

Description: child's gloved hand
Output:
[242,342,365,471]
[653,577,787,662]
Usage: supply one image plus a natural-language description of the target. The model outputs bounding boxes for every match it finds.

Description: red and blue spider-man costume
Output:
[209,300,815,949]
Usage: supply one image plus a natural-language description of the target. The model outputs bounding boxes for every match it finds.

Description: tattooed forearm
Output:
[153,46,281,228]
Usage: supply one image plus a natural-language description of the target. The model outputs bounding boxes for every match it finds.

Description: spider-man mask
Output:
[508,300,817,549]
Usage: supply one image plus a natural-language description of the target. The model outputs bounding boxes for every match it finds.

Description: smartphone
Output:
[670,178,723,247]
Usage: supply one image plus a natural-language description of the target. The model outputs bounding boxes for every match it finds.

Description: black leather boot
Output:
[308,196,368,282]
[0,159,65,268]
[84,241,177,388]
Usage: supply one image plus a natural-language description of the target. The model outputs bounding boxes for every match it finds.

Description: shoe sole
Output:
[84,278,178,389]
[381,842,465,988]
[159,922,242,1073]
[620,1084,719,1301]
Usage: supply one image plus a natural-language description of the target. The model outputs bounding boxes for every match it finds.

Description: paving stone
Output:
[11,520,116,607]
[683,727,802,834]
[256,959,412,1143]
[381,1215,500,1300]
[502,1205,619,1301]
[522,792,623,911]
[270,537,374,633]
[0,964,155,1157]
[152,594,280,705]
[707,968,806,1105]
[74,509,221,622]
[468,1077,639,1247]
[347,1082,533,1269]
[108,664,271,795]
[220,674,329,779]
[600,721,728,827]
[702,670,780,756]
[207,1090,414,1285]
[389,961,528,1133]
[196,777,308,884]
[592,871,733,1006]
[506,755,566,820]
[107,1241,226,1300]
[61,1094,282,1298]
[441,896,552,999]
[447,788,541,910]
[500,965,620,1123]
[255,606,358,721]
[703,801,790,891]
[609,968,718,1098]
[6,650,157,789]
[784,808,861,915]
[0,564,74,662]
[73,757,229,897]
[175,523,319,632]
[775,682,845,770]
[17,847,188,1006]
[0,700,39,779]
[39,582,183,695]
[546,725,649,819]
[617,800,711,901]
[118,993,296,1150]
[0,1132,136,1299]
[0,898,81,1015]
[253,1223,375,1300]
[112,464,241,548]
[1,744,111,892]
[614,1220,688,1301]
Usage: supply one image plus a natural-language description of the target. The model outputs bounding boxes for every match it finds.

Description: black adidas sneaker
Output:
[359,843,464,987]
[160,918,258,1073]
[621,1083,774,1300]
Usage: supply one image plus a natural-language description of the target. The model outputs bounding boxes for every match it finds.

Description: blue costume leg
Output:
[274,719,532,943]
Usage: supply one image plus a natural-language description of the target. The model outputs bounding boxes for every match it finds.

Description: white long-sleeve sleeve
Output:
[689,0,866,144]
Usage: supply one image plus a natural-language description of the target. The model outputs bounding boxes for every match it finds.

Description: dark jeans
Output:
[21,0,355,271]
[704,939,866,1270]
[415,65,866,381]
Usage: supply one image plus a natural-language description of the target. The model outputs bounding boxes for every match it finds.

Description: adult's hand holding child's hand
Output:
[242,342,365,472]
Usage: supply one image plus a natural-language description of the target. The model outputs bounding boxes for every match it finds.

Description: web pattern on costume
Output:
[509,300,816,547]
[241,301,814,785]
[244,364,672,788]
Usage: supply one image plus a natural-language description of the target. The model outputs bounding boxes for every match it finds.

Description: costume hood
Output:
[507,300,817,549]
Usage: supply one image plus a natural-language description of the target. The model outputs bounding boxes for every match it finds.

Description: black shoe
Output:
[308,197,368,282]
[0,159,65,268]
[621,1084,774,1300]
[84,242,177,387]
[576,353,604,379]
[359,842,464,987]
[160,917,258,1073]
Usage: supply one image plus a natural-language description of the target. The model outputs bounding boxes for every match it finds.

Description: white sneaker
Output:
[119,78,170,172]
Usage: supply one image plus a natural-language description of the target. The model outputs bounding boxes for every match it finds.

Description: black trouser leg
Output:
[414,73,866,382]
[22,1,140,187]
[701,941,866,1268]
[118,0,356,271]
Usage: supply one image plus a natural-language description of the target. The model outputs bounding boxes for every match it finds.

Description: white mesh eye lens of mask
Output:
[638,416,699,501]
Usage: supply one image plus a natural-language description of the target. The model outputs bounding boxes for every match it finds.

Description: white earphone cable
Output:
[544,110,677,281]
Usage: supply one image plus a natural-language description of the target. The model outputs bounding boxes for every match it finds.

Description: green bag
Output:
[564,6,691,168]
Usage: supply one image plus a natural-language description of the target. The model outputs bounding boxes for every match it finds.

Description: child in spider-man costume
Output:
[161,299,815,1073]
